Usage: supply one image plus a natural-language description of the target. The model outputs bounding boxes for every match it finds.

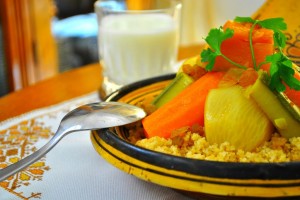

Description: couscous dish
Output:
[133,17,300,163]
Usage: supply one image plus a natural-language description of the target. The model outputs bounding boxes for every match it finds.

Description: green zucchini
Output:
[249,72,300,138]
[152,72,194,108]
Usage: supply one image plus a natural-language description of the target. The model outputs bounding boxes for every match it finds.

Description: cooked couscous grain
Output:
[136,132,300,163]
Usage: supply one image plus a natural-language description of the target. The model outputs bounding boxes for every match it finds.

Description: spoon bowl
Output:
[0,102,146,182]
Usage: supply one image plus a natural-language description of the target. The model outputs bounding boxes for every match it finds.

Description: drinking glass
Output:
[95,0,182,98]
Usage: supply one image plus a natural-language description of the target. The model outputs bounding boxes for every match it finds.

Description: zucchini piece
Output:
[260,71,300,122]
[152,72,194,108]
[276,92,300,122]
[249,74,300,138]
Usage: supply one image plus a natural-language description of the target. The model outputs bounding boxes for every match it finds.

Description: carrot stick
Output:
[142,72,225,138]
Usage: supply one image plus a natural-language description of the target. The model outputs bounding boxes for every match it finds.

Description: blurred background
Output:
[180,0,265,45]
[0,0,265,96]
[52,0,265,70]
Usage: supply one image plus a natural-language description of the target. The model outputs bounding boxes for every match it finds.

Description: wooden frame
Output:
[0,0,58,92]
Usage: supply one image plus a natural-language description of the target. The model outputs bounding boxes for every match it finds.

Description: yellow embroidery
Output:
[0,119,53,199]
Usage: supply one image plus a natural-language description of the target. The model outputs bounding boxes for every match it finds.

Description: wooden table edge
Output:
[0,44,204,122]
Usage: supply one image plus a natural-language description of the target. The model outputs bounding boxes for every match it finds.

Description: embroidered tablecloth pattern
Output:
[0,92,191,200]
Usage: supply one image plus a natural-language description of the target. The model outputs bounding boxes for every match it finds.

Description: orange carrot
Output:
[211,20,274,71]
[142,72,224,138]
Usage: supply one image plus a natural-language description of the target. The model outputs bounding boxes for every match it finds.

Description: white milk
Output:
[99,13,178,85]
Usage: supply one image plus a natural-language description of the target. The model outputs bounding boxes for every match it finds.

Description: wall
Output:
[180,0,265,46]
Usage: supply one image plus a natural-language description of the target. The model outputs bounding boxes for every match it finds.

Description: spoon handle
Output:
[0,127,68,182]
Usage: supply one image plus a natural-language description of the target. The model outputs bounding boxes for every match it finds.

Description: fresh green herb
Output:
[201,16,300,93]
[234,17,287,50]
[266,53,300,92]
[201,28,247,71]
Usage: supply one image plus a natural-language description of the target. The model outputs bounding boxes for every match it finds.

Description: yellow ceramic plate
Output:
[91,74,300,199]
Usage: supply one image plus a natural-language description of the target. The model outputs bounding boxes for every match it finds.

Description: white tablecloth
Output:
[0,92,192,200]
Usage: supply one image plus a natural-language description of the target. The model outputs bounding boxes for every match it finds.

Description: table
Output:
[0,44,203,122]
[0,45,203,200]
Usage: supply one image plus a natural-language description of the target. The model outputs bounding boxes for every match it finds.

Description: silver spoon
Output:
[0,102,146,182]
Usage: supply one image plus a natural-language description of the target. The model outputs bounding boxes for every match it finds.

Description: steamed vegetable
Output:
[248,72,300,138]
[280,63,300,107]
[205,85,273,151]
[152,72,194,108]
[201,20,274,72]
[201,17,300,95]
[152,55,206,108]
[143,72,224,138]
[201,17,300,141]
[143,16,300,149]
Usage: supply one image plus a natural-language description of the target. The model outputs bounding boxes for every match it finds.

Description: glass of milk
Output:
[95,0,182,98]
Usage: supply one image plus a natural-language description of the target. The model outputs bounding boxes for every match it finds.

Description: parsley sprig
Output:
[201,16,300,92]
